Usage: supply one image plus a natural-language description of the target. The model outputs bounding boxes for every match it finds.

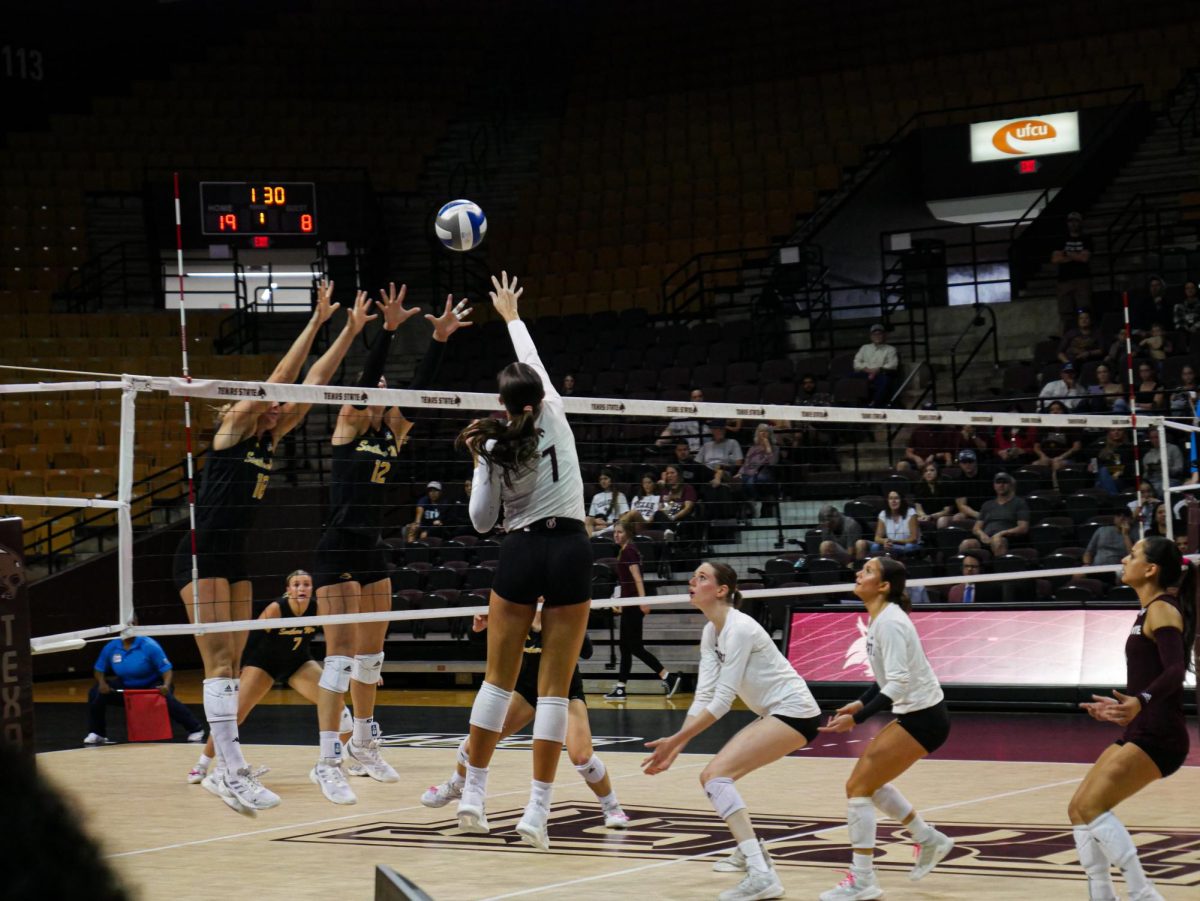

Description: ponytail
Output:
[876,556,910,615]
[456,411,542,488]
[707,561,742,608]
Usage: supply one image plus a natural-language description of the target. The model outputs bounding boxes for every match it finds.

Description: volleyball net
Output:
[6,368,1198,654]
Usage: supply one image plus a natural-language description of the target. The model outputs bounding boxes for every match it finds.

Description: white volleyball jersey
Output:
[688,607,820,721]
[469,321,585,532]
[865,602,944,713]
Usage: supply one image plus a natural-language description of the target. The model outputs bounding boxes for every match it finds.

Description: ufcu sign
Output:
[969,111,1080,162]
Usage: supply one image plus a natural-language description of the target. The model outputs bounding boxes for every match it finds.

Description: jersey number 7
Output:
[541,445,559,482]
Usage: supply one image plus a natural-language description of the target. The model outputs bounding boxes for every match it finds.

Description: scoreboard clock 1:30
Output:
[200,182,318,235]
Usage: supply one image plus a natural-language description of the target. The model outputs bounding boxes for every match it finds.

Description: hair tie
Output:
[523,405,534,413]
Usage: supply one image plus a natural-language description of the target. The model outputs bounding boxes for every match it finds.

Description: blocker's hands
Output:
[314,279,341,325]
[345,290,378,335]
[376,282,420,331]
[427,293,474,342]
[489,271,523,322]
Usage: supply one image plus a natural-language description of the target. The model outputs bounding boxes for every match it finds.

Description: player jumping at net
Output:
[421,607,630,829]
[454,271,592,850]
[1069,536,1194,901]
[311,283,472,804]
[186,569,355,785]
[817,556,954,900]
[172,282,373,813]
[642,561,821,901]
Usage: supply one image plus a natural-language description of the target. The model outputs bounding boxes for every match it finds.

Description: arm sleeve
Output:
[703,620,755,721]
[687,627,720,717]
[353,328,396,393]
[407,337,446,391]
[507,320,559,402]
[853,687,895,723]
[469,445,503,532]
[1141,625,1187,701]
[874,618,912,706]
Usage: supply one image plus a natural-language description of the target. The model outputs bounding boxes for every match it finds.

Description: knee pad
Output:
[574,754,607,785]
[871,783,913,822]
[469,681,513,734]
[339,706,354,733]
[456,737,469,768]
[319,655,353,693]
[847,796,877,849]
[352,652,384,685]
[703,776,746,821]
[532,696,569,744]
[202,678,238,723]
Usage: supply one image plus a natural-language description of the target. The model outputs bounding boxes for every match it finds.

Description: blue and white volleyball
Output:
[434,199,487,252]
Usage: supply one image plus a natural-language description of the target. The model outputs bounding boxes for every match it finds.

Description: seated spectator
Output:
[1052,211,1092,332]
[1089,427,1135,494]
[734,423,779,515]
[1169,364,1199,416]
[1038,362,1085,411]
[670,441,705,486]
[407,480,445,542]
[1136,322,1172,362]
[1132,274,1170,334]
[948,449,996,527]
[85,630,204,746]
[959,472,1030,557]
[797,373,833,406]
[1173,280,1200,335]
[631,472,663,523]
[656,387,709,452]
[1080,509,1133,580]
[1086,362,1128,413]
[657,465,697,538]
[855,489,921,560]
[912,461,955,528]
[1142,428,1184,497]
[585,468,629,536]
[852,323,899,407]
[444,478,475,533]
[946,552,999,603]
[816,504,862,565]
[1147,501,1172,538]
[1031,400,1083,484]
[696,421,744,478]
[994,412,1038,467]
[1128,481,1160,539]
[1132,360,1165,413]
[899,412,949,471]
[562,372,577,396]
[944,422,989,461]
[1057,310,1105,367]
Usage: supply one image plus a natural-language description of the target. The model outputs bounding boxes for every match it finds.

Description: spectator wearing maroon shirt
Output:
[900,416,948,471]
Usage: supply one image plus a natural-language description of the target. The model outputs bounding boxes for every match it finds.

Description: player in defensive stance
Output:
[455,272,592,850]
[817,557,954,900]
[186,570,355,785]
[642,562,821,901]
[1069,537,1193,901]
[422,609,630,828]
[311,283,471,804]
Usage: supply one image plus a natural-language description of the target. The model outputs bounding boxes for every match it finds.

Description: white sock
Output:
[319,730,342,762]
[740,838,769,874]
[906,812,936,843]
[464,764,488,799]
[197,753,212,768]
[1074,825,1117,900]
[598,790,619,812]
[352,717,373,745]
[529,778,553,811]
[848,797,876,874]
[852,852,874,874]
[203,678,247,772]
[1089,812,1150,895]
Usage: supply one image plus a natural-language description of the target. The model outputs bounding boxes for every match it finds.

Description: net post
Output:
[117,379,138,630]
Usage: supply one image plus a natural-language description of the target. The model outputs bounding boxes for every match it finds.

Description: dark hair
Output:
[875,556,911,614]
[1141,536,1197,672]
[456,361,544,487]
[707,561,743,608]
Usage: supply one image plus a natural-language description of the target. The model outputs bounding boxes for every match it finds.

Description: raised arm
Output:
[490,271,559,402]
[269,279,342,385]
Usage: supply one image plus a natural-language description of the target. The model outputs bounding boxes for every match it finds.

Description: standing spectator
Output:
[913,462,956,528]
[1058,310,1105,366]
[1142,429,1184,497]
[900,414,949,471]
[734,423,779,516]
[1172,280,1200,335]
[815,504,862,565]
[961,472,1030,557]
[656,387,709,452]
[1039,362,1085,411]
[948,449,996,528]
[946,553,999,603]
[696,421,744,475]
[585,469,629,537]
[1031,400,1083,483]
[1132,275,1171,333]
[1169,364,1199,416]
[852,323,899,407]
[407,480,445,542]
[1132,360,1165,413]
[1052,211,1092,331]
[631,473,663,524]
[1087,362,1128,413]
[855,489,921,559]
[85,632,204,745]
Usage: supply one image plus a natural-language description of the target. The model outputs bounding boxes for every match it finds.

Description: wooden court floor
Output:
[41,741,1200,901]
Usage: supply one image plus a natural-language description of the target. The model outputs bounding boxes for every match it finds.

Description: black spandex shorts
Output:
[492,519,591,607]
[242,648,314,684]
[772,713,821,743]
[513,655,586,709]
[172,529,249,591]
[896,700,951,754]
[313,528,392,590]
[1116,736,1190,778]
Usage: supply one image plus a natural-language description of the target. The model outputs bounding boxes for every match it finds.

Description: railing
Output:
[948,303,1001,406]
[1165,68,1200,155]
[662,243,814,319]
[54,242,149,312]
[1106,192,1200,293]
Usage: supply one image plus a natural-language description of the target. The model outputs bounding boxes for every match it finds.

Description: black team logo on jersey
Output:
[277,808,1200,885]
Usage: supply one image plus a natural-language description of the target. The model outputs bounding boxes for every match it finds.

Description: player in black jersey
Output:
[310,283,472,804]
[186,570,354,785]
[174,282,376,813]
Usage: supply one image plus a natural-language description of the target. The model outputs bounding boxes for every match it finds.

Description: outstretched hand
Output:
[642,735,684,775]
[427,293,474,342]
[345,291,378,335]
[314,279,341,325]
[489,271,523,323]
[817,713,856,734]
[376,282,421,331]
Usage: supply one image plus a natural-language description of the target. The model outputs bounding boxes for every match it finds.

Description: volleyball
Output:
[434,199,487,252]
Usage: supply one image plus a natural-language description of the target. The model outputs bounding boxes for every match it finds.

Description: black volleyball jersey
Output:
[326,424,400,534]
[194,432,275,533]
[247,597,319,660]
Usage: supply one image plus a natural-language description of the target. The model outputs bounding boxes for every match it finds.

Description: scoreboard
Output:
[200,181,318,236]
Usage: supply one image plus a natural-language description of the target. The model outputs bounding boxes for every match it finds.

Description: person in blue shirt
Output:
[85,633,204,745]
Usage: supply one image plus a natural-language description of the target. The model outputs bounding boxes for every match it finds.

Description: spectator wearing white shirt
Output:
[1039,362,1086,411]
[855,490,921,560]
[853,324,899,407]
[585,469,629,536]
[643,562,820,901]
[696,422,744,493]
[630,473,663,523]
[656,387,709,452]
[1142,428,1184,499]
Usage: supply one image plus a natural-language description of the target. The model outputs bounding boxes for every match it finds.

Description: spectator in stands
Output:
[671,441,705,486]
[946,552,998,603]
[1052,211,1092,331]
[657,464,697,539]
[1086,362,1128,413]
[1170,364,1199,416]
[855,489,921,560]
[1058,310,1105,367]
[631,473,663,524]
[1133,274,1170,333]
[1142,428,1184,497]
[585,469,629,537]
[1132,360,1165,413]
[913,462,955,529]
[1089,427,1135,494]
[788,373,833,459]
[1173,280,1200,334]
[948,449,995,528]
[816,504,862,565]
[1147,501,1172,539]
[1136,322,1172,362]
[1038,362,1085,411]
[994,410,1038,466]
[960,472,1030,557]
[944,422,989,461]
[733,423,779,516]
[407,480,445,542]
[1082,508,1133,575]
[562,373,577,396]
[696,421,744,478]
[852,323,899,407]
[1031,400,1083,482]
[1129,482,1160,540]
[444,478,474,533]
[899,412,949,471]
[656,387,709,452]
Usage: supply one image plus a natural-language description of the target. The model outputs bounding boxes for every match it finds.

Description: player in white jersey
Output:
[453,272,592,851]
[817,556,954,900]
[643,562,821,901]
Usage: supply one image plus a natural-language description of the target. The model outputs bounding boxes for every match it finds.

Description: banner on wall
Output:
[969,111,1081,162]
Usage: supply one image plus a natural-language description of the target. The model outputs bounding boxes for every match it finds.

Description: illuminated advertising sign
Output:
[969,111,1080,162]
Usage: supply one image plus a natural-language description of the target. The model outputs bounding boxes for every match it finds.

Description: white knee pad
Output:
[339,706,354,733]
[574,754,607,785]
[352,652,384,685]
[703,776,746,820]
[532,696,569,744]
[847,796,877,850]
[469,681,513,734]
[871,783,913,822]
[456,737,469,768]
[202,678,238,723]
[319,655,353,693]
